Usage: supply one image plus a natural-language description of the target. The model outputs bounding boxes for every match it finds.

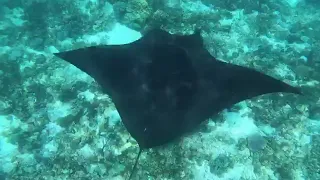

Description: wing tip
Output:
[53,51,65,60]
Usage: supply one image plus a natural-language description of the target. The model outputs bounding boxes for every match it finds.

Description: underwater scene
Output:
[0,0,320,179]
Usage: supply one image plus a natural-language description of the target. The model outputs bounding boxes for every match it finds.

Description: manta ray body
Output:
[54,28,301,179]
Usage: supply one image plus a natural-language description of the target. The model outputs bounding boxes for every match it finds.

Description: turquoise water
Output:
[0,0,319,179]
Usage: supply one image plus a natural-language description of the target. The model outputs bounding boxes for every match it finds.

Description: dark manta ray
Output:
[54,29,301,179]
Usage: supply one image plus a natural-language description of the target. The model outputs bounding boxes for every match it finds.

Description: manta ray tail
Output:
[127,148,143,180]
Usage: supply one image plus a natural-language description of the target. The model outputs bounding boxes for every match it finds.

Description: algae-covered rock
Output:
[123,0,152,30]
[209,154,235,176]
[304,135,320,179]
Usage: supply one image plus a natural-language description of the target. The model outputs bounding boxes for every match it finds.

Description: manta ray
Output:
[54,28,301,179]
